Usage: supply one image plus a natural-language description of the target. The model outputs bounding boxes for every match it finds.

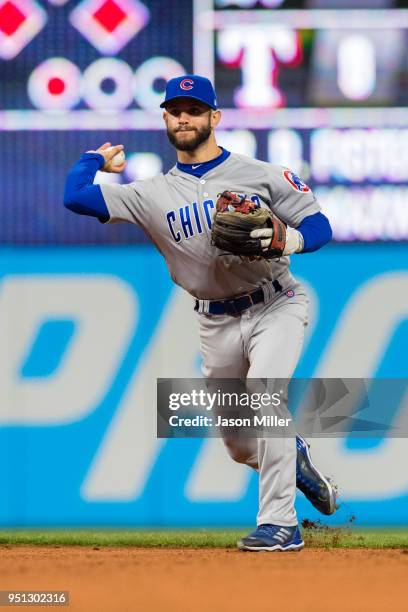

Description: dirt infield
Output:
[1,546,407,612]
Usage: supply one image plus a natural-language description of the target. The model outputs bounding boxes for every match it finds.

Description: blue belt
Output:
[195,280,283,316]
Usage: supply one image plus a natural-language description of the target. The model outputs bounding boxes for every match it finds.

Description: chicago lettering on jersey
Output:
[166,195,261,243]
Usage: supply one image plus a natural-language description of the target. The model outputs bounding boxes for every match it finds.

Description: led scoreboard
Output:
[0,0,407,243]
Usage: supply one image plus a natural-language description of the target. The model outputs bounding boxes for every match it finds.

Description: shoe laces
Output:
[253,524,284,539]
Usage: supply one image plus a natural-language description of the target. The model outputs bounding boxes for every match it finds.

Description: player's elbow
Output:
[63,193,76,211]
[63,183,110,220]
[63,189,81,213]
[63,184,92,216]
[321,213,332,245]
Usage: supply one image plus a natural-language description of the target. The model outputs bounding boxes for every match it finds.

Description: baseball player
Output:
[64,75,337,552]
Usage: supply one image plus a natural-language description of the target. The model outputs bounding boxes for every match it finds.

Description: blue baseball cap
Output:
[160,75,218,109]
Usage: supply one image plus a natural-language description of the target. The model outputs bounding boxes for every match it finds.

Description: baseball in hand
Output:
[110,149,125,167]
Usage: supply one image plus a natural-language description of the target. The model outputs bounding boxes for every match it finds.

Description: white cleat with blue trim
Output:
[296,435,339,516]
[237,524,305,552]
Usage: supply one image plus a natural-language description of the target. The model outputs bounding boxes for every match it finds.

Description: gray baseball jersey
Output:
[100,152,320,299]
[98,151,325,528]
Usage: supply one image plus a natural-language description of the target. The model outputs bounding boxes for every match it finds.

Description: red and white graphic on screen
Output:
[283,170,310,193]
[217,25,302,108]
[27,58,82,109]
[69,0,149,55]
[0,0,46,59]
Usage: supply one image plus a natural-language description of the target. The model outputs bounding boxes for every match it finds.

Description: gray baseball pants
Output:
[197,281,308,526]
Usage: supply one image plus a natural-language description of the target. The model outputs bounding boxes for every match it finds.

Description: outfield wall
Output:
[0,244,407,526]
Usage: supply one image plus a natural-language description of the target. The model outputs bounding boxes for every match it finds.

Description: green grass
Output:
[0,528,407,549]
[303,527,408,549]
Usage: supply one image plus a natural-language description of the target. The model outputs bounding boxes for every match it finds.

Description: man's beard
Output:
[167,121,212,152]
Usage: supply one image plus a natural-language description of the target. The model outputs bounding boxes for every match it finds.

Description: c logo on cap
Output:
[180,79,194,90]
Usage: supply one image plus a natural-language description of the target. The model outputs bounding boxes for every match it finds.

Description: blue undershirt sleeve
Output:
[297,212,332,253]
[63,153,110,222]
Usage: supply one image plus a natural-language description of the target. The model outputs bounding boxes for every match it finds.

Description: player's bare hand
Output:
[87,142,126,173]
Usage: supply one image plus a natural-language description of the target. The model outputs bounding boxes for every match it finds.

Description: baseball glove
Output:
[211,191,286,259]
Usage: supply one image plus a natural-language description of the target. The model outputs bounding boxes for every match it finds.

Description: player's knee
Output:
[223,439,253,464]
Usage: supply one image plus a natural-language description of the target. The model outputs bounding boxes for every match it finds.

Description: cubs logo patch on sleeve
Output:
[283,170,311,193]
